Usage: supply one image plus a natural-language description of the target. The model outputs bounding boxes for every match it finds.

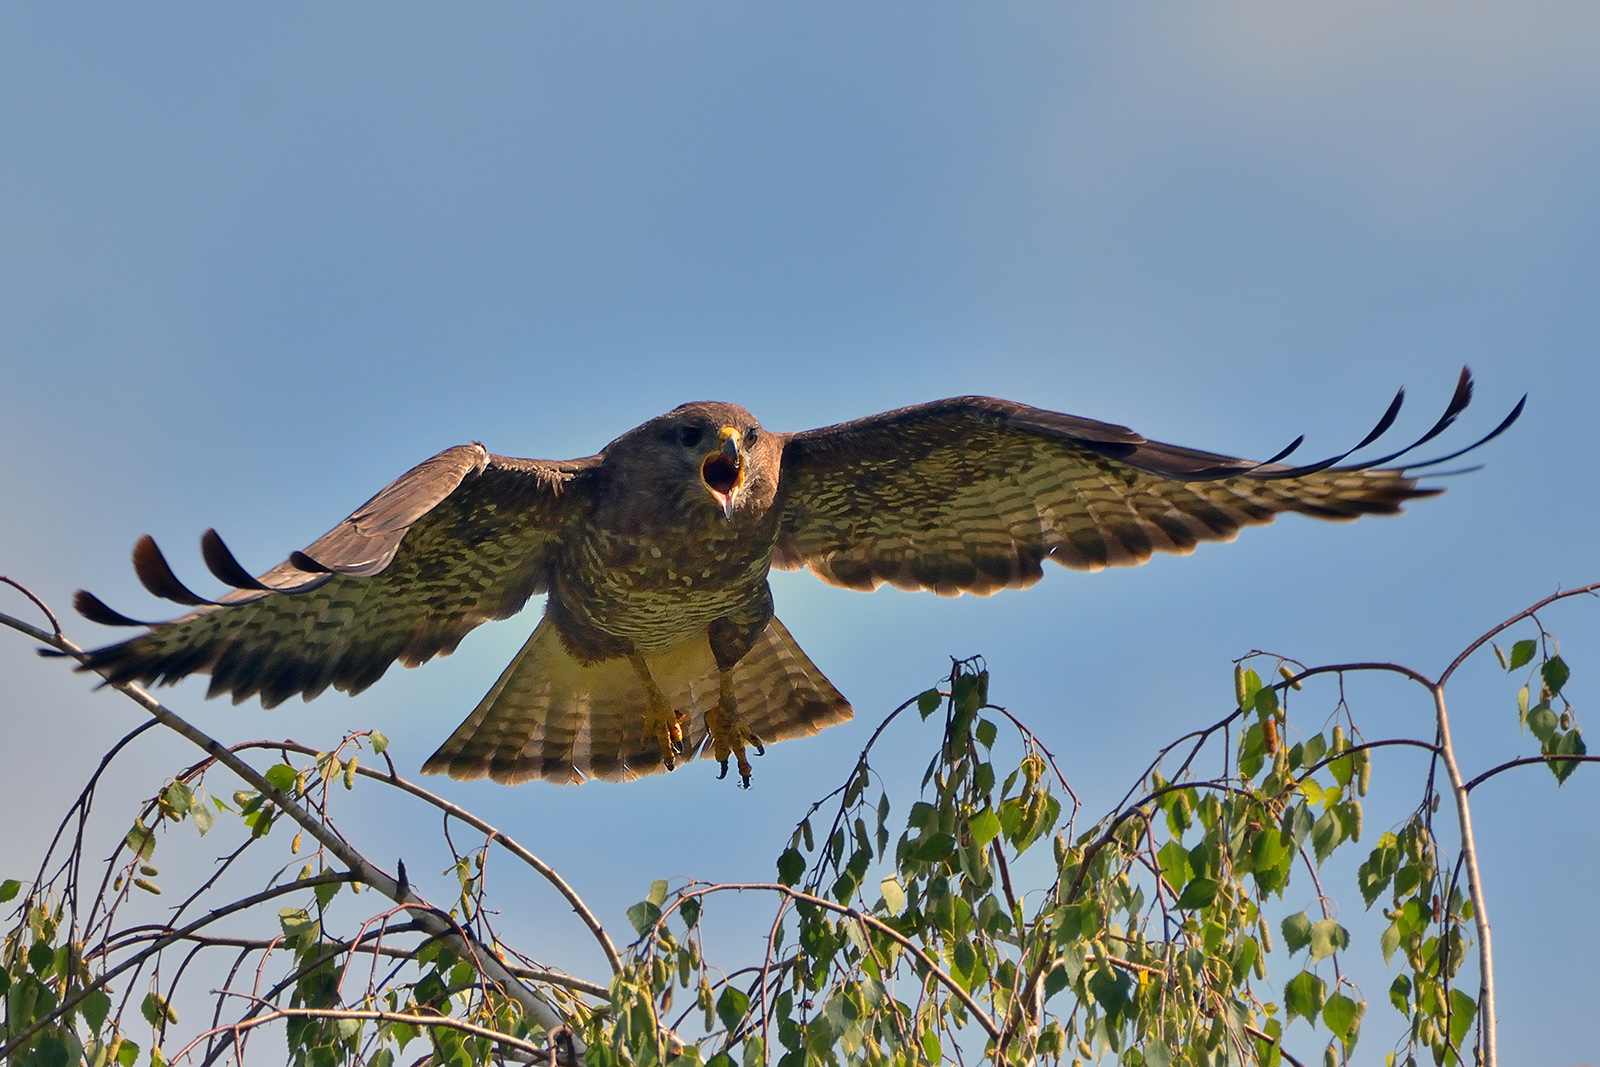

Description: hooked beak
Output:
[700,427,745,519]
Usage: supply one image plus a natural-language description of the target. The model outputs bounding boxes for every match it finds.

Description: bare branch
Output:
[1,575,62,636]
[1439,582,1600,686]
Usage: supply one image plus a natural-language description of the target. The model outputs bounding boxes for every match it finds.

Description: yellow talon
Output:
[707,674,763,787]
[631,654,692,771]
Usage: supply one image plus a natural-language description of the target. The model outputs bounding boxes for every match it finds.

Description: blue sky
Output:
[2,4,1596,1063]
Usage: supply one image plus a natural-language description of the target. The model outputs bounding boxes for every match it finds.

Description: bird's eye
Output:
[679,426,704,448]
[745,427,759,447]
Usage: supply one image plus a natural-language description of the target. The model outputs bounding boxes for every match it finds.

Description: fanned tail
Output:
[422,617,852,785]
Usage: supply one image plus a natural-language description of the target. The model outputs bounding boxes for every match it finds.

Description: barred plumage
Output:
[73,370,1519,786]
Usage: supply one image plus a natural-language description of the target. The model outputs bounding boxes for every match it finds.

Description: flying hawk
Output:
[73,370,1518,786]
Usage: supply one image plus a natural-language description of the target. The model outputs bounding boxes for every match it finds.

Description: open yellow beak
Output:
[700,426,745,519]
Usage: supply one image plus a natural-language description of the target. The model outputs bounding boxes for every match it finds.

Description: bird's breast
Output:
[554,527,774,653]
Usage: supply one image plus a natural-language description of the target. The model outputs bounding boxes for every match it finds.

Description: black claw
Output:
[752,738,766,757]
[717,758,729,780]
[740,772,752,789]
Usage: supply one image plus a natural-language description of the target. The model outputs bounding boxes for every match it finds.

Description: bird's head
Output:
[607,402,776,524]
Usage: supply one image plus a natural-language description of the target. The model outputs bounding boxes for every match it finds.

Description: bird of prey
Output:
[74,370,1519,787]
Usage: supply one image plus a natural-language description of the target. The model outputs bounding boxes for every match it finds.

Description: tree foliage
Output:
[0,580,1594,1067]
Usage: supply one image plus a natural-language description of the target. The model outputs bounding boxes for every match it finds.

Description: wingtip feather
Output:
[132,535,216,607]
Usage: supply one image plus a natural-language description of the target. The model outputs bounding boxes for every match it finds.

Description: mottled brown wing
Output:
[77,445,599,706]
[773,394,1466,596]
[422,616,851,785]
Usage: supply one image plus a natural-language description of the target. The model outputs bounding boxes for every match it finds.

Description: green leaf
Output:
[190,802,215,836]
[968,808,1001,848]
[906,833,955,863]
[953,673,982,714]
[1158,839,1192,894]
[1311,808,1342,863]
[1301,732,1326,770]
[125,823,156,862]
[278,907,316,940]
[161,781,194,812]
[29,939,56,974]
[1528,705,1559,743]
[82,988,112,1032]
[1547,727,1587,784]
[115,1038,139,1067]
[1447,988,1478,1049]
[716,986,751,1035]
[1543,655,1570,696]
[1322,992,1364,1046]
[264,764,298,793]
[916,689,942,719]
[879,877,905,915]
[141,991,176,1028]
[626,900,662,937]
[680,897,701,930]
[26,1036,69,1067]
[1357,850,1395,909]
[314,878,342,909]
[369,730,389,754]
[0,879,19,903]
[952,940,977,989]
[1250,825,1291,894]
[1509,639,1537,670]
[1281,912,1312,954]
[1388,974,1411,1013]
[1284,970,1325,1024]
[776,848,805,887]
[1043,963,1071,1000]
[1087,966,1133,1018]
[647,879,669,907]
[1175,877,1217,911]
[1308,919,1349,962]
[1380,920,1402,964]
[975,718,997,749]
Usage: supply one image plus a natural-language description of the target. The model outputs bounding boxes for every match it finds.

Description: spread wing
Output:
[76,445,600,706]
[773,370,1521,596]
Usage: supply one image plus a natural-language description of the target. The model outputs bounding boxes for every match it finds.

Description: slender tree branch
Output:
[1429,683,1495,1067]
[1242,1023,1307,1067]
[1463,753,1600,793]
[1438,582,1600,686]
[175,1005,554,1063]
[1,576,62,636]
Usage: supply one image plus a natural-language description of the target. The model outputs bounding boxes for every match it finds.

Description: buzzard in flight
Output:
[75,370,1518,786]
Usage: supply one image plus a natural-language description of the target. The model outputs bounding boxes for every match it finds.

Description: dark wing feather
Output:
[78,445,599,706]
[774,378,1512,597]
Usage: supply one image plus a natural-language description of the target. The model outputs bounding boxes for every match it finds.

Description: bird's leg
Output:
[628,654,686,771]
[704,670,765,788]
